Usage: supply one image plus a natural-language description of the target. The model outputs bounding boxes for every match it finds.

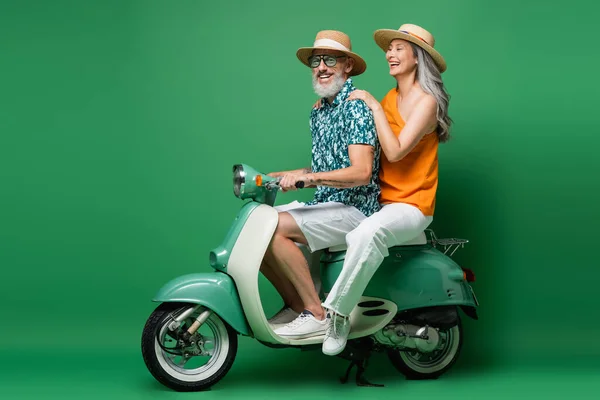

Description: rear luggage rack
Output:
[426,229,469,256]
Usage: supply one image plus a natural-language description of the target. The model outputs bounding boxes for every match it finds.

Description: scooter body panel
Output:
[321,244,478,312]
[224,203,292,344]
[209,201,261,271]
[153,272,250,336]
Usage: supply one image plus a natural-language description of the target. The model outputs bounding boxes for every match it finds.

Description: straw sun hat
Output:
[373,24,446,73]
[296,30,367,76]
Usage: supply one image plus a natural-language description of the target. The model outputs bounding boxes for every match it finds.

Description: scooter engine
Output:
[374,323,441,352]
[373,306,459,351]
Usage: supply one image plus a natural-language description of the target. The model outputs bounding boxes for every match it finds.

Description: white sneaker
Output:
[274,310,329,339]
[322,312,351,356]
[268,307,299,328]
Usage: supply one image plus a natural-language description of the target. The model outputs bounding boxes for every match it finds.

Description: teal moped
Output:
[141,163,479,391]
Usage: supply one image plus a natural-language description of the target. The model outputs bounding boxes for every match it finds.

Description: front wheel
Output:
[141,302,238,391]
[387,316,463,380]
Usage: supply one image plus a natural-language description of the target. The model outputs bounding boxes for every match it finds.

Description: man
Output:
[263,30,381,339]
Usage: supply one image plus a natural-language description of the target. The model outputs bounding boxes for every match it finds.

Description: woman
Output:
[320,23,453,356]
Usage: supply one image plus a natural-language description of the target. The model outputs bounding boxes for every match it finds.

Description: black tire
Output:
[387,315,463,380]
[141,302,238,391]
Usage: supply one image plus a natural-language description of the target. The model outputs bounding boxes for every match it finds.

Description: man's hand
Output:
[279,173,311,192]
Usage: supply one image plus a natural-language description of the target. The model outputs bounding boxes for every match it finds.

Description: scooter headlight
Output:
[233,164,245,197]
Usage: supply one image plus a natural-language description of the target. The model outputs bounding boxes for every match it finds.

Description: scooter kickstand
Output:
[339,361,357,384]
[355,358,384,388]
[339,359,384,387]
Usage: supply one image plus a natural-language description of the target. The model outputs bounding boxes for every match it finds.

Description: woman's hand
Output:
[313,99,322,109]
[347,90,381,111]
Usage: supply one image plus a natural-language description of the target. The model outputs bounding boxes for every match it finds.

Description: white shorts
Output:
[276,200,366,252]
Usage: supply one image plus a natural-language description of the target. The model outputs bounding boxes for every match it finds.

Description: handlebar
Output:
[266,178,305,190]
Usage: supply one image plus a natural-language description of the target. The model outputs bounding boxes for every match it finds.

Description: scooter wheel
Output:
[141,302,238,391]
[387,316,463,380]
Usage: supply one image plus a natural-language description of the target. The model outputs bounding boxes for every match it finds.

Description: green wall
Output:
[1,0,598,379]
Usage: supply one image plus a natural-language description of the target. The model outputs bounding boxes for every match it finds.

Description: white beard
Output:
[312,72,346,98]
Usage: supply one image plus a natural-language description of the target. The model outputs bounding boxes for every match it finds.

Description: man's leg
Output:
[260,201,309,324]
[269,202,366,339]
[260,258,303,313]
[321,203,432,355]
[267,212,325,319]
[264,244,322,303]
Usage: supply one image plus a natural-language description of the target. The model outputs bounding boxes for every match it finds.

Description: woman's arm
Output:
[348,90,438,162]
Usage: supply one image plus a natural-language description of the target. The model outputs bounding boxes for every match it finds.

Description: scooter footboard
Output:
[152,272,250,336]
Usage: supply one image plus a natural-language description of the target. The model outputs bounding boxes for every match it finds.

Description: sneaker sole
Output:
[322,343,346,356]
[268,316,300,325]
[275,329,327,339]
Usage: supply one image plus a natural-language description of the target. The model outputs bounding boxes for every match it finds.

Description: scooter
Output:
[141,163,479,391]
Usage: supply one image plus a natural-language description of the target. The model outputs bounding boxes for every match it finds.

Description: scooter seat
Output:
[327,231,427,252]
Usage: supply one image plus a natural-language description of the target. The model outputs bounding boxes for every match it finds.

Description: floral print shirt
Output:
[305,78,381,217]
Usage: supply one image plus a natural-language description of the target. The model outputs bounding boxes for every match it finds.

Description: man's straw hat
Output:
[296,30,367,76]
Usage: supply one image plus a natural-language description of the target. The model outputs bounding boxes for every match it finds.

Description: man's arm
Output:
[303,144,373,187]
[280,99,377,191]
[267,167,311,178]
[278,146,373,190]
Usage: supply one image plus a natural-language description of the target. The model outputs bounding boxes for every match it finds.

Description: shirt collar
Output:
[322,78,355,108]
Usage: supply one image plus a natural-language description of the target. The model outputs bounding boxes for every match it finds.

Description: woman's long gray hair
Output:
[410,43,452,143]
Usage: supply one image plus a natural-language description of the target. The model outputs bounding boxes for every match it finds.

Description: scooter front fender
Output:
[152,272,250,336]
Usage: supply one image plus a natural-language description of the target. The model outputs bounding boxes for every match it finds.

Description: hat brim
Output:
[296,47,367,76]
[373,29,446,73]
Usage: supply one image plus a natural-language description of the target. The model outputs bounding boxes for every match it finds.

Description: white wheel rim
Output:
[154,309,230,382]
[399,325,460,374]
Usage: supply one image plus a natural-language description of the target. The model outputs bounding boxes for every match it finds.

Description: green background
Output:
[1,0,598,398]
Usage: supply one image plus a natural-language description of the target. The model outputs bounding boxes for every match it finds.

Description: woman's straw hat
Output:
[373,24,446,73]
[296,30,367,76]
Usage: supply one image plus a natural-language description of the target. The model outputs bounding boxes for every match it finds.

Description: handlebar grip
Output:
[295,181,305,189]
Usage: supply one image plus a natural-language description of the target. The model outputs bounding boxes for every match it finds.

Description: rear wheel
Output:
[141,302,238,391]
[387,316,463,380]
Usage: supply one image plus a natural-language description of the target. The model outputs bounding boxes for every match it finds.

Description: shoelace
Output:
[286,313,310,329]
[326,312,349,339]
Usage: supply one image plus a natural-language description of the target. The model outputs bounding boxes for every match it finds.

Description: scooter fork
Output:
[167,305,212,336]
[185,308,212,335]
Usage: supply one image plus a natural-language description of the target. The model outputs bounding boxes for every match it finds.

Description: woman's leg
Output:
[322,203,432,317]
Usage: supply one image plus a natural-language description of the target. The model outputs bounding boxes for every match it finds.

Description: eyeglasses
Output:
[307,54,347,68]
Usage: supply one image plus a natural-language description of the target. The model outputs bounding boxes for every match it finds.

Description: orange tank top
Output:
[378,88,439,216]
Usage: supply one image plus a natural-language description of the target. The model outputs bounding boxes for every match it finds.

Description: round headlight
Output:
[233,164,245,197]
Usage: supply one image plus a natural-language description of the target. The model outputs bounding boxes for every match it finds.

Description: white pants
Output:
[322,203,433,316]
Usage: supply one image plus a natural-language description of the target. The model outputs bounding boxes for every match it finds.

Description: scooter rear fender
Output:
[321,245,479,316]
[152,272,250,336]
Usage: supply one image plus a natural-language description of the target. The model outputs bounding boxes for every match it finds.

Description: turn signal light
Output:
[461,267,476,282]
